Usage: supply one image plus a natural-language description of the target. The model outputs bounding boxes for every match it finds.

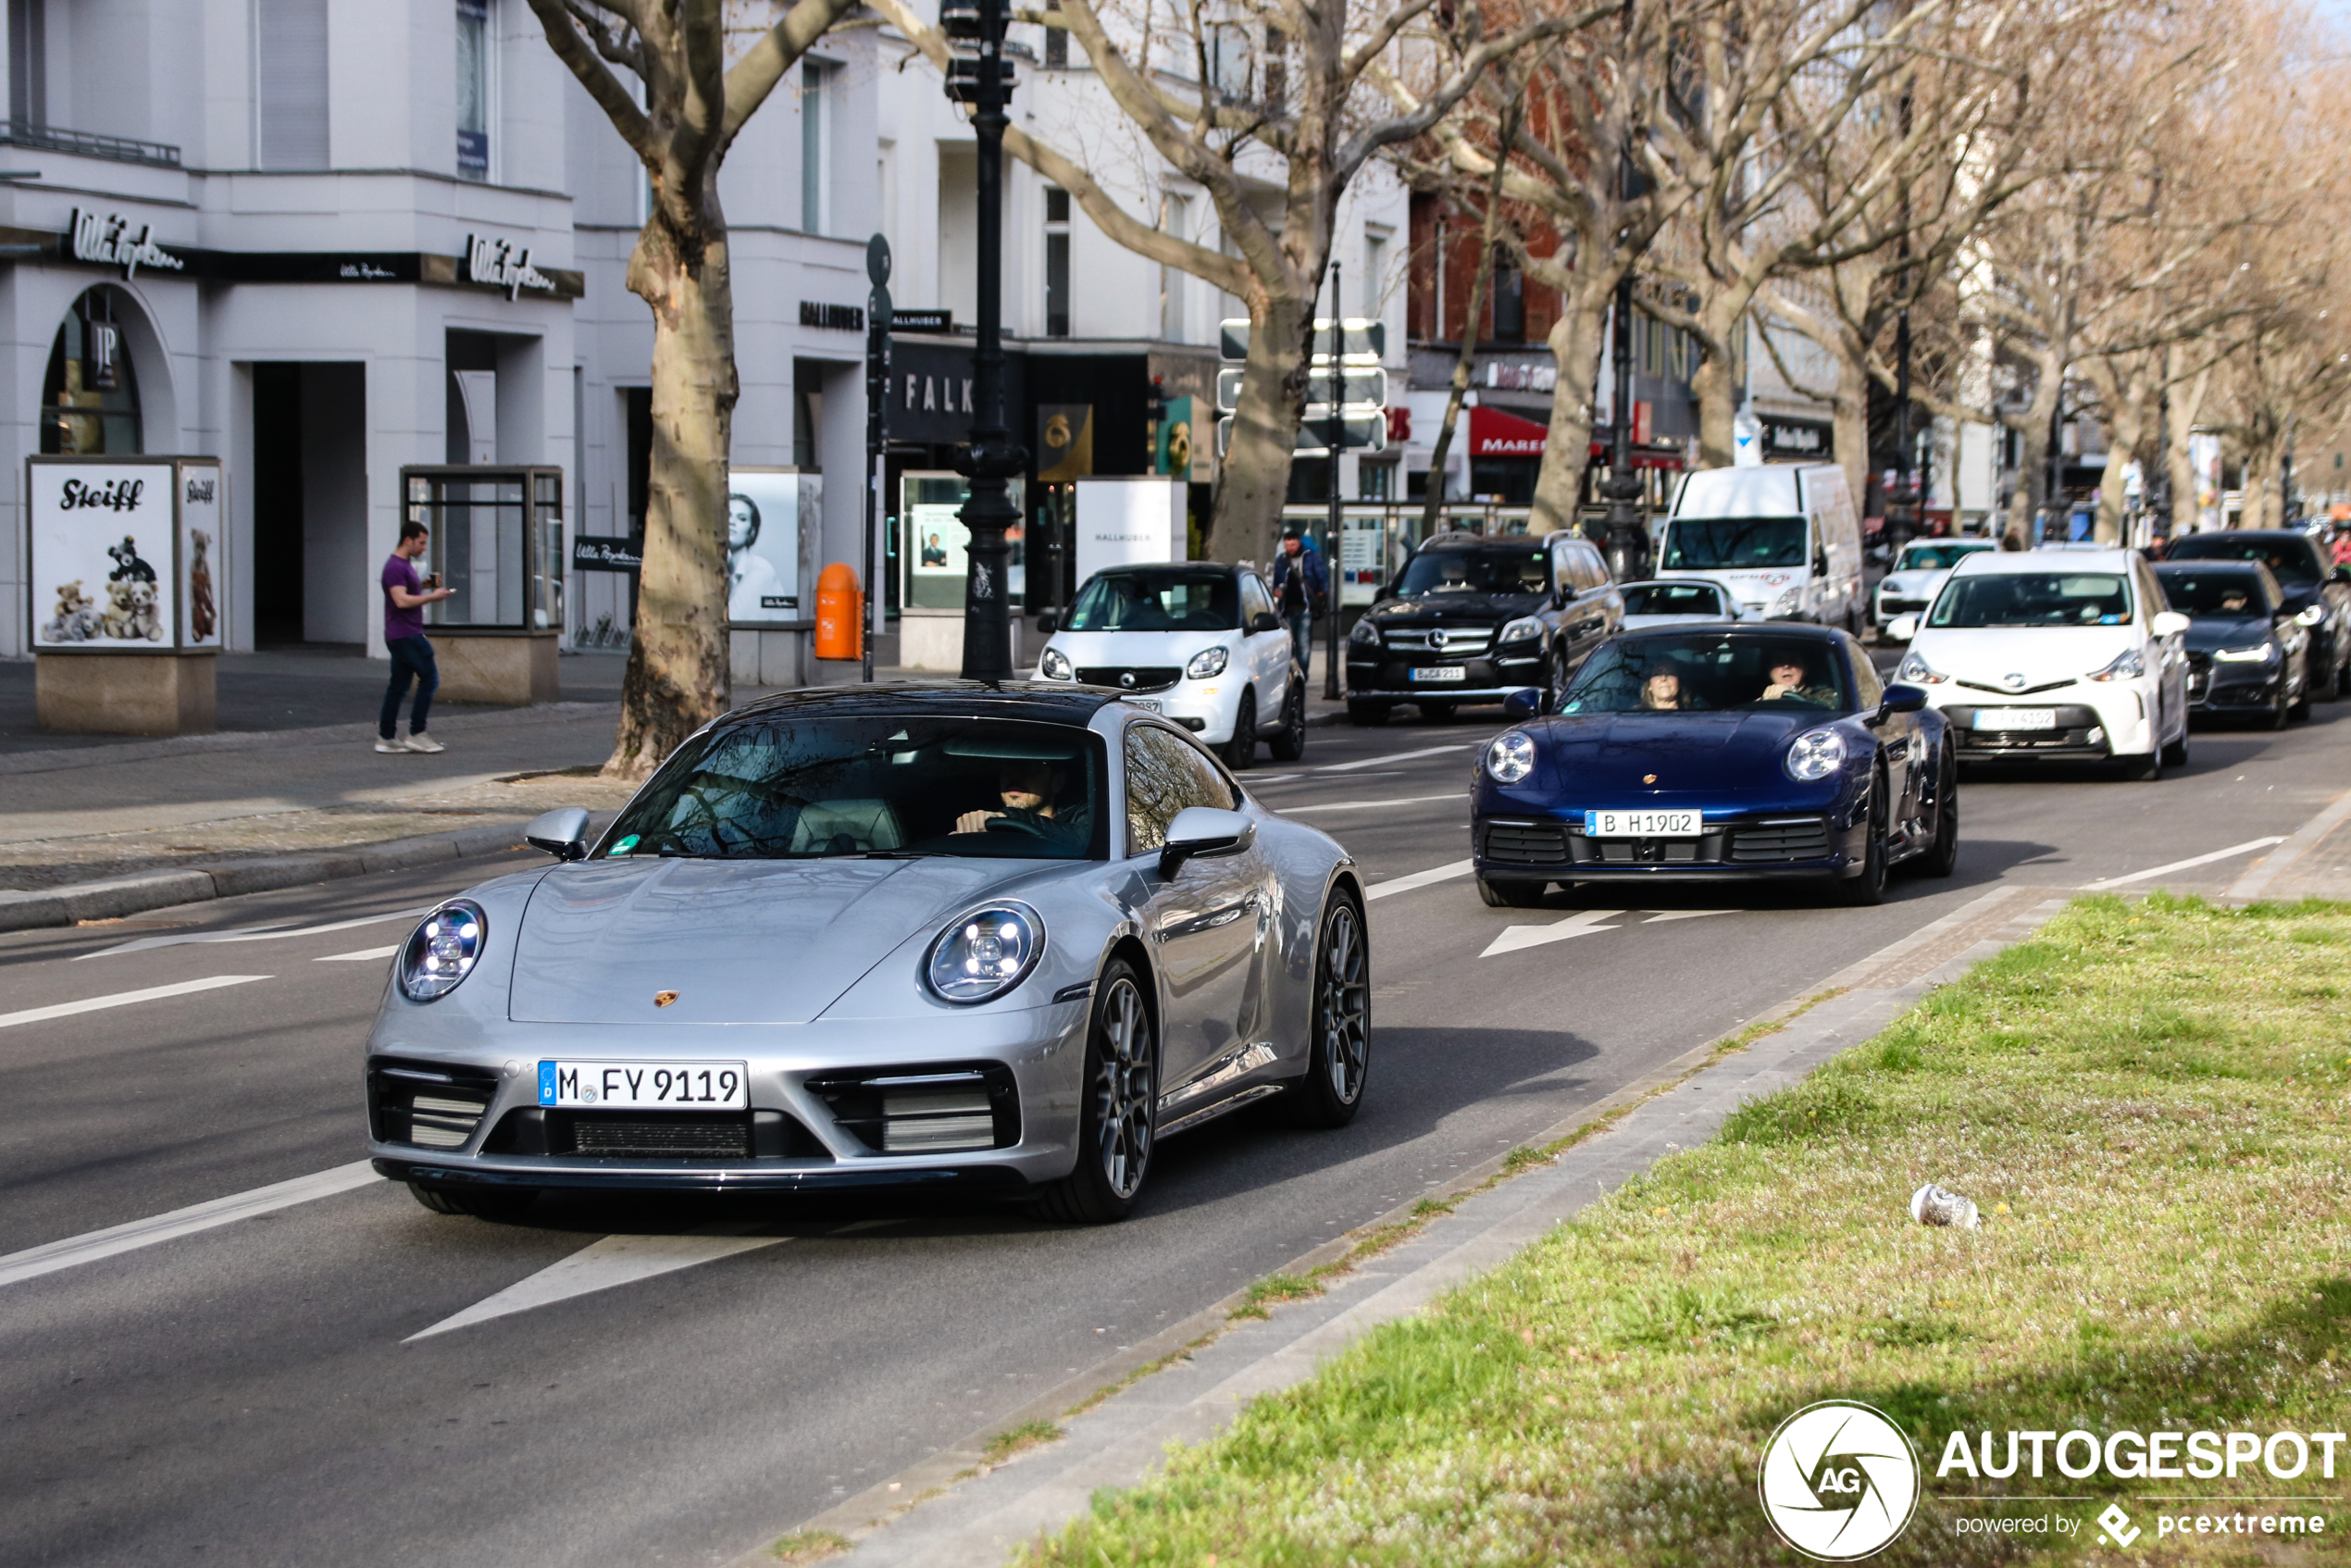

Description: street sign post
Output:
[864,234,892,683]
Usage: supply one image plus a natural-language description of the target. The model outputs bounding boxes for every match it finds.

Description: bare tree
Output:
[529,0,860,778]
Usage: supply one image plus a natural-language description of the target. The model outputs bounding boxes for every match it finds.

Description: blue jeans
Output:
[381,635,438,739]
[1285,607,1312,676]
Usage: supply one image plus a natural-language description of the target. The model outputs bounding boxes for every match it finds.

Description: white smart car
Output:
[1873,537,1995,633]
[1034,563,1304,767]
[1887,548,2192,778]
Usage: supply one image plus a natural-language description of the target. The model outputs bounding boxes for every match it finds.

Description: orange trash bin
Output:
[814,562,864,661]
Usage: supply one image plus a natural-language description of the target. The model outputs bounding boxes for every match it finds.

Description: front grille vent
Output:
[1077,666,1181,692]
[568,1114,750,1159]
[1485,823,1568,863]
[1384,628,1494,654]
[1730,819,1832,863]
[807,1063,1020,1154]
[369,1057,499,1151]
[1957,676,2074,696]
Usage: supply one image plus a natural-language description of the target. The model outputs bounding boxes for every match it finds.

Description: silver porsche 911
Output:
[366,684,1371,1223]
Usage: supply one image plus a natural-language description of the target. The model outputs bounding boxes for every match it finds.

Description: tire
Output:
[2324,637,2347,701]
[1030,963,1157,1225]
[1915,744,1959,877]
[407,1181,538,1221]
[1476,875,1548,908]
[2291,670,2313,722]
[2268,681,2293,730]
[1268,670,1308,762]
[1545,652,1571,713]
[2121,746,2163,781]
[1223,691,1257,770]
[1283,893,1371,1128]
[1837,771,1890,906]
[1417,700,1457,721]
[1346,699,1390,728]
[2161,722,2190,769]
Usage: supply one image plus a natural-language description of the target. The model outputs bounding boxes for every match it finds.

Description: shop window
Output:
[456,0,491,182]
[1045,187,1071,338]
[801,60,832,236]
[1359,462,1393,501]
[1161,193,1189,342]
[1043,0,1066,68]
[1490,247,1524,343]
[42,288,141,455]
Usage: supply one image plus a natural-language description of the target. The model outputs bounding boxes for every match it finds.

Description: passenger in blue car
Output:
[1641,670,1700,710]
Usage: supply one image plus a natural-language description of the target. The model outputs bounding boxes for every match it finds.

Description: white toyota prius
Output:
[1887,547,2192,778]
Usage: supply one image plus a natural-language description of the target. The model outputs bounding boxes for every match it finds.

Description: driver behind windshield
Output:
[1760,655,1837,705]
[952,760,1090,849]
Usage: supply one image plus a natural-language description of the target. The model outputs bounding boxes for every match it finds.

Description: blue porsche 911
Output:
[1469,624,1957,907]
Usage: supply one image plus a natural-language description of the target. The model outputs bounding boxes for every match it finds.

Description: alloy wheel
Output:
[1093,977,1154,1200]
[1318,902,1369,1104]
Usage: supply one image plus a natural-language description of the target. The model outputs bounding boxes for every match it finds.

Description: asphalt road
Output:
[6,690,2348,1568]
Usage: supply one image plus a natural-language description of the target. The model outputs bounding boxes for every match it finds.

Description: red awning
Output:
[1467,404,1549,456]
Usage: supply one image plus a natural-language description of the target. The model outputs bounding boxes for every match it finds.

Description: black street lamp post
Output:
[945,0,1025,685]
[1325,265,1345,700]
[1599,271,1649,582]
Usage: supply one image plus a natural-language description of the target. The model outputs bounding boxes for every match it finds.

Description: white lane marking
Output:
[1643,909,1736,924]
[1364,859,1475,902]
[1313,745,1467,773]
[1278,793,1461,815]
[0,1161,379,1290]
[0,974,272,1031]
[405,1232,791,1341]
[1248,773,1302,784]
[79,906,431,960]
[2081,836,2286,890]
[317,945,400,963]
[1479,910,1626,958]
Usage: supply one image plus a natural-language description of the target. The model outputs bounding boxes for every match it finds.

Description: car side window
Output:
[1240,573,1275,625]
[1124,724,1237,853]
[1848,641,1884,708]
[1578,544,1610,590]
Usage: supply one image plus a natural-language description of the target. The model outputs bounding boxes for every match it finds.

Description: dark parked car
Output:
[1469,625,1956,909]
[2152,560,2314,728]
[2160,529,2351,698]
[1345,531,1621,724]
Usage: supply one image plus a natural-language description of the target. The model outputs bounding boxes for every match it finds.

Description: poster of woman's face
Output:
[724,469,817,624]
[30,461,180,649]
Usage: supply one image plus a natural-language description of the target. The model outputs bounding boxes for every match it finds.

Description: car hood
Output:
[1909,625,2140,684]
[508,856,1015,1024]
[1041,628,1232,669]
[1621,612,1734,629]
[1880,567,1953,598]
[1367,591,1540,628]
[1532,709,1825,795]
[2183,616,2278,654]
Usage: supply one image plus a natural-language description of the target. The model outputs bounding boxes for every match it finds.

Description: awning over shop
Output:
[1465,403,1685,469]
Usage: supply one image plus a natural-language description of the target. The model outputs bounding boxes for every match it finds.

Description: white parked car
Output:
[1035,563,1304,767]
[1873,538,1996,633]
[1617,577,1742,629]
[1887,547,2192,778]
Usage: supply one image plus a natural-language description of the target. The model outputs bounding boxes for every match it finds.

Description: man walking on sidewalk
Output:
[379,521,455,753]
[1271,526,1327,678]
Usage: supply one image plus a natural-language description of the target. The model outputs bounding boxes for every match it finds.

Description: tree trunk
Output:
[2005,357,2061,543]
[1213,290,1312,569]
[1831,350,1871,532]
[1529,277,1611,536]
[2094,400,2143,544]
[605,218,739,780]
[1690,298,1745,468]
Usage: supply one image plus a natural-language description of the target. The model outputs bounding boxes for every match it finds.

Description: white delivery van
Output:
[1657,464,1866,630]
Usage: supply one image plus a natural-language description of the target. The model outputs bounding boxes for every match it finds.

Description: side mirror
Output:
[1813,554,1830,577]
[1876,682,1929,717]
[1885,614,1920,642]
[525,806,592,862]
[1158,806,1257,877]
[1248,610,1282,635]
[1035,609,1058,636]
[1502,687,1546,720]
[2151,609,2192,639]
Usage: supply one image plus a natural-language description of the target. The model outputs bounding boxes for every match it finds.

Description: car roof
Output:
[1418,531,1546,551]
[2170,529,2310,545]
[2153,557,2265,573]
[724,681,1123,729]
[1093,562,1242,577]
[1611,621,1844,643]
[1951,547,2137,575]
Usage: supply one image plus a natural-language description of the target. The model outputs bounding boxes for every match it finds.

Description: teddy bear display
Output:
[106,536,156,584]
[101,579,140,640]
[189,528,216,641]
[42,580,100,641]
[125,579,164,641]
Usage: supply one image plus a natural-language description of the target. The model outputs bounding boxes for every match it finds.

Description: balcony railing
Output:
[0,120,180,168]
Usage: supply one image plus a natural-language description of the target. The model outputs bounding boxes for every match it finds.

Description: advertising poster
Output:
[178,462,223,647]
[725,467,816,623]
[31,460,179,649]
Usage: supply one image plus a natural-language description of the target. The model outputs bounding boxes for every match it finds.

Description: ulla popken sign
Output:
[462,234,556,300]
[68,209,185,280]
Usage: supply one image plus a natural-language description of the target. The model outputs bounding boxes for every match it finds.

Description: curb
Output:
[0,702,623,778]
[0,815,614,933]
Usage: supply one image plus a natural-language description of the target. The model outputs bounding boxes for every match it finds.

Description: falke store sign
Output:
[461,234,557,300]
[68,209,185,280]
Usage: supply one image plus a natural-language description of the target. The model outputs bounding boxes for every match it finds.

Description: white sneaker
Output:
[374,738,410,753]
[404,730,445,754]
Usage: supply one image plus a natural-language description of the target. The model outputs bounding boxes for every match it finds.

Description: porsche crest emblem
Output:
[654,990,679,1008]
[1644,773,1658,785]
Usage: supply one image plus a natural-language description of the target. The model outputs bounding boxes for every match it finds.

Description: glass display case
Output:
[401,467,565,631]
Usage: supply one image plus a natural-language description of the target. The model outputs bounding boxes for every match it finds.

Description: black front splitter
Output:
[374,1157,1037,1196]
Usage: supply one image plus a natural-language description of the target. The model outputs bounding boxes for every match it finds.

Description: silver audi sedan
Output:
[365,684,1371,1224]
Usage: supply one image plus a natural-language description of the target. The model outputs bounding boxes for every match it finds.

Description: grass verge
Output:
[1020,895,2351,1565]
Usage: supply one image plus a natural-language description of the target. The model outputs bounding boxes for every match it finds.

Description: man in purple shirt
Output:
[379,520,455,753]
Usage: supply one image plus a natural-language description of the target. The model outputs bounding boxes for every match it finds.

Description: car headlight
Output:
[2296,604,2326,627]
[1895,651,1947,684]
[1039,646,1073,681]
[1186,645,1229,679]
[2088,647,2146,681]
[1485,729,1536,784]
[1350,617,1383,647]
[2213,643,2275,663]
[1785,728,1847,782]
[926,903,1044,1005]
[398,900,487,1002]
[1772,586,1804,616]
[1498,616,1543,645]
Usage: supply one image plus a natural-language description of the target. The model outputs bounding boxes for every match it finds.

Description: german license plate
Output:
[1585,809,1701,838]
[538,1061,749,1110]
[1122,696,1162,711]
[1410,666,1467,682]
[1973,708,2056,731]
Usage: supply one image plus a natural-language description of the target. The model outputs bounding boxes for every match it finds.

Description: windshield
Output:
[2163,536,2320,585]
[2158,568,2274,617]
[1661,516,1808,570]
[1064,570,1238,631]
[1394,546,1550,597]
[1560,634,1853,715]
[601,716,1106,861]
[1622,581,1727,616]
[1896,542,1990,572]
[1927,572,2133,628]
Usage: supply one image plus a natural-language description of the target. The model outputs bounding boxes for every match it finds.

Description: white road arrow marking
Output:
[0,974,272,1030]
[1642,909,1736,924]
[1478,910,1625,957]
[317,945,400,963]
[1365,859,1475,901]
[1313,744,1466,773]
[1278,793,1460,815]
[404,1231,791,1341]
[2081,836,2285,890]
[0,1161,379,1290]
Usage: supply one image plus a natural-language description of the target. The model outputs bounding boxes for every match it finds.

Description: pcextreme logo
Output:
[1759,1400,1922,1561]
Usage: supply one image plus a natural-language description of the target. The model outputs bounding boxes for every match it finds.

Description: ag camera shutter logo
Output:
[1759,1400,1921,1560]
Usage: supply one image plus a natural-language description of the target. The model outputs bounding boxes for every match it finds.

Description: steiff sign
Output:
[28,455,225,652]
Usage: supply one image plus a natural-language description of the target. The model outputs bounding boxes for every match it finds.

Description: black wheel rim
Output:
[1317,902,1369,1103]
[1093,978,1153,1199]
